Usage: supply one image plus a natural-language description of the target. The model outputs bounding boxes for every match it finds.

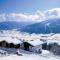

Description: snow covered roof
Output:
[0,37,22,44]
[27,39,44,46]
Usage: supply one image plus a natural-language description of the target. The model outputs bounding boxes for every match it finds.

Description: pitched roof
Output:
[0,37,22,44]
[27,39,44,46]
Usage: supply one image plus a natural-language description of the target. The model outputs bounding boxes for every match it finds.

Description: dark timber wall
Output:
[0,41,20,48]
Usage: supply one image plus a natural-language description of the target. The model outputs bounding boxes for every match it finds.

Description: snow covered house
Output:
[0,37,23,48]
[23,39,45,53]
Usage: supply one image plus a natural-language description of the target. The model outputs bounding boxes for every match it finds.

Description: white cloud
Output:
[44,8,60,19]
[0,14,6,22]
[0,12,45,22]
[9,13,40,20]
[0,8,60,22]
[37,10,45,18]
[7,12,45,22]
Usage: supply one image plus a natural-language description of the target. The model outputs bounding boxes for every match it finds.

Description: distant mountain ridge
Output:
[0,18,60,34]
[19,18,60,34]
[0,21,33,30]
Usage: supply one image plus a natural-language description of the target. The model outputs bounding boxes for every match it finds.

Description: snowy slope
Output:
[0,52,60,60]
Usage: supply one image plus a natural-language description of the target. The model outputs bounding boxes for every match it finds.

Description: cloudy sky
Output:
[0,0,60,22]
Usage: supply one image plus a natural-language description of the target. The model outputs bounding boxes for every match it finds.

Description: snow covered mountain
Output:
[0,21,34,30]
[1,8,60,34]
[19,18,60,34]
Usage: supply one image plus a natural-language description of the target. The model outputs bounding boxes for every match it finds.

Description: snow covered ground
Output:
[0,30,60,60]
[0,52,60,60]
[0,48,60,60]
